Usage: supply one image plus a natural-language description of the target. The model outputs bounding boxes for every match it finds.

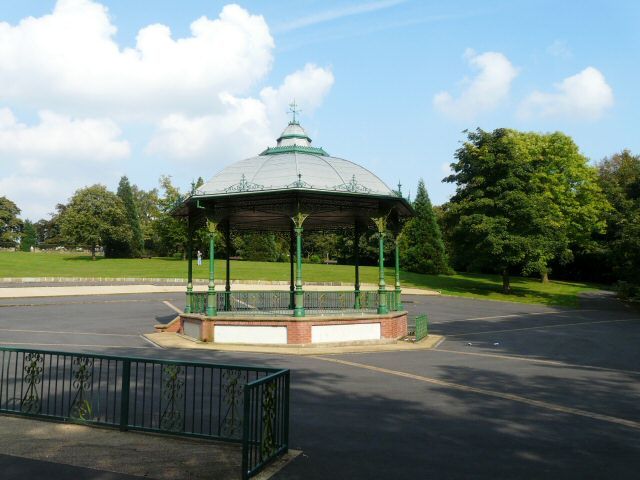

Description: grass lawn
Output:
[0,251,603,307]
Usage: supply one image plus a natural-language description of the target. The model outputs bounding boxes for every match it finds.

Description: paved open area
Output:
[0,289,639,479]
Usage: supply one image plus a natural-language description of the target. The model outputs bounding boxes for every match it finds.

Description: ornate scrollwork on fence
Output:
[260,381,277,459]
[160,364,185,431]
[20,353,44,414]
[69,356,94,420]
[221,369,245,438]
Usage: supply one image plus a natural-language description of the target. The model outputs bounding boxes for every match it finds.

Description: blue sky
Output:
[0,0,638,220]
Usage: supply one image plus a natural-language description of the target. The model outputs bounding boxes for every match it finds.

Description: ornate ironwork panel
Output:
[20,352,44,414]
[221,369,245,438]
[260,381,277,459]
[160,364,185,432]
[69,356,94,420]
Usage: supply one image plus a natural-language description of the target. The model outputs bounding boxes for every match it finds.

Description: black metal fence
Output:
[0,347,290,479]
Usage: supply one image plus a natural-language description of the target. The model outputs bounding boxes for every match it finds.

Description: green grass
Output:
[0,251,603,307]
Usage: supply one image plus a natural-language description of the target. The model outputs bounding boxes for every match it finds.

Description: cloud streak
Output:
[276,0,405,32]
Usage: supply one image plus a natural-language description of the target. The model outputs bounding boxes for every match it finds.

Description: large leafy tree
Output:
[153,175,188,257]
[443,128,608,292]
[0,196,22,247]
[597,150,640,285]
[400,179,451,274]
[112,176,144,257]
[60,185,131,260]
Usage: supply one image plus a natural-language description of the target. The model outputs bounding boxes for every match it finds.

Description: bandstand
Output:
[170,109,414,345]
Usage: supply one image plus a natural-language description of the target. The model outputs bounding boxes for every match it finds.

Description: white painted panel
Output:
[214,325,288,344]
[311,323,380,344]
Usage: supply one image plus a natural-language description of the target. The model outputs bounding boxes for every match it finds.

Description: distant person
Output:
[197,250,202,266]
[30,245,35,252]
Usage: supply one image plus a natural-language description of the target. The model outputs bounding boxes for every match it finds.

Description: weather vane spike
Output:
[288,99,301,124]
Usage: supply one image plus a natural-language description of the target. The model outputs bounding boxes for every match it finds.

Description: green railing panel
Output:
[415,314,429,342]
[190,290,386,315]
[0,347,289,479]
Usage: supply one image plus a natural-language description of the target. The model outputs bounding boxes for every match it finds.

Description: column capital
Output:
[207,219,218,237]
[291,212,309,229]
[371,214,389,234]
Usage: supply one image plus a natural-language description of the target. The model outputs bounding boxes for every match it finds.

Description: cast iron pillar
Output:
[225,221,231,312]
[394,233,403,311]
[373,216,388,314]
[185,216,194,313]
[289,224,295,309]
[206,220,217,317]
[354,222,361,309]
[292,212,308,317]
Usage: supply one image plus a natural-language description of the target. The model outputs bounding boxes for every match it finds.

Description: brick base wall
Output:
[176,311,408,345]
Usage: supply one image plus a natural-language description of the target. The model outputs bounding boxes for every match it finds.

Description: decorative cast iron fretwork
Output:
[333,175,372,194]
[221,369,245,438]
[160,364,185,432]
[260,382,277,459]
[21,352,44,414]
[70,356,94,420]
[291,211,309,229]
[224,174,264,193]
[286,173,313,189]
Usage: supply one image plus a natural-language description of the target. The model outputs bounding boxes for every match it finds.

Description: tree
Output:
[597,150,640,285]
[132,185,160,252]
[153,176,187,257]
[60,185,131,260]
[400,179,451,274]
[20,220,37,251]
[0,196,22,247]
[113,176,144,257]
[443,128,608,292]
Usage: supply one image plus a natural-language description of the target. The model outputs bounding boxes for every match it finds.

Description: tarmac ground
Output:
[0,287,639,479]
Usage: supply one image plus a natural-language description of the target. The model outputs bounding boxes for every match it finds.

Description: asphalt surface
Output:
[0,290,639,479]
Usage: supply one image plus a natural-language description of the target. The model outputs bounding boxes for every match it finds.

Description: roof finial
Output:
[397,181,402,195]
[288,99,301,124]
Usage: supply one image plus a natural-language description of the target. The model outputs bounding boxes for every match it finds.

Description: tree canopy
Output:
[400,179,451,274]
[443,128,609,291]
[0,196,22,247]
[60,185,131,260]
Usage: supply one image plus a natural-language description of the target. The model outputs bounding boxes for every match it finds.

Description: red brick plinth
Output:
[176,311,408,345]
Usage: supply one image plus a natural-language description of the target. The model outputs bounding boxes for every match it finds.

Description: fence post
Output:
[120,359,131,431]
[283,371,290,453]
[241,386,251,480]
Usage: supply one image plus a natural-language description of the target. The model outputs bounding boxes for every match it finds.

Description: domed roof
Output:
[198,122,396,197]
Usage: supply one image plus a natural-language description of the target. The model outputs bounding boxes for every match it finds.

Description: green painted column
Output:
[395,234,403,311]
[354,223,361,310]
[292,212,308,317]
[374,216,388,314]
[225,223,231,312]
[206,220,217,317]
[185,218,193,313]
[289,224,295,310]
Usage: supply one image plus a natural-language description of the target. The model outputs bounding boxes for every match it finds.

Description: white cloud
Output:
[434,49,518,120]
[0,107,130,219]
[0,2,336,219]
[519,67,614,120]
[0,0,274,118]
[0,108,130,162]
[147,64,335,164]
